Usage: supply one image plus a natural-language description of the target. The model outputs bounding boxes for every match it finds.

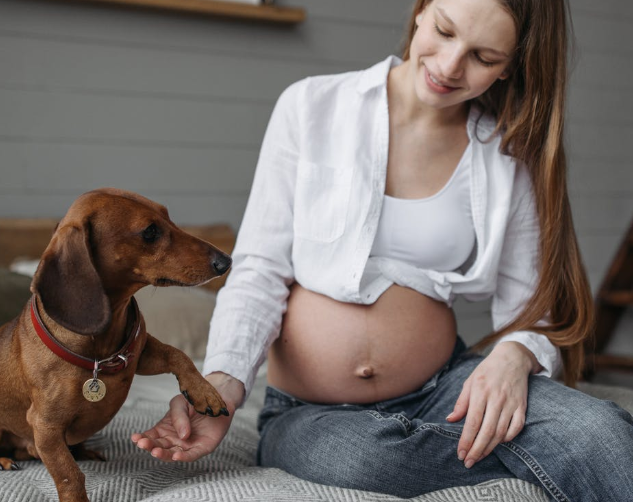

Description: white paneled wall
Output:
[0,0,631,357]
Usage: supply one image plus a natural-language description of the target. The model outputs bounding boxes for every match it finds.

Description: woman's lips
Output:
[424,67,459,94]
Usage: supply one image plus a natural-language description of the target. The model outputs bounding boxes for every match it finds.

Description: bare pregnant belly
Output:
[267,283,457,404]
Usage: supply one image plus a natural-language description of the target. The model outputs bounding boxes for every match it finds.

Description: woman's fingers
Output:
[135,435,177,453]
[446,377,472,423]
[476,407,515,462]
[131,431,153,444]
[456,387,486,463]
[170,394,194,440]
[459,395,527,467]
[462,400,502,468]
[171,444,209,462]
[131,396,194,454]
[504,407,526,442]
[150,445,179,462]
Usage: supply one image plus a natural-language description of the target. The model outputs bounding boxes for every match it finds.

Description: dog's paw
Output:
[181,382,229,418]
[0,457,20,471]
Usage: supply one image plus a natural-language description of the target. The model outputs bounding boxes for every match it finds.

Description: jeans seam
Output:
[410,423,462,439]
[365,410,413,435]
[405,425,571,502]
[500,442,571,502]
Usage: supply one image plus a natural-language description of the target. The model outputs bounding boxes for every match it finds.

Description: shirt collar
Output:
[355,55,497,140]
[356,55,402,94]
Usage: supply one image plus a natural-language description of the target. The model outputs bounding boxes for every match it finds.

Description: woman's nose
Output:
[439,47,465,80]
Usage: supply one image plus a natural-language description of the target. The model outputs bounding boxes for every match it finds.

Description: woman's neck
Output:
[387,60,469,129]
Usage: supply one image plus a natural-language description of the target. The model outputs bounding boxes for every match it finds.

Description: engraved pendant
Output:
[83,378,106,402]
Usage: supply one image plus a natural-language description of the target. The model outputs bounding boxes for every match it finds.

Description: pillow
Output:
[134,286,216,361]
[0,268,32,326]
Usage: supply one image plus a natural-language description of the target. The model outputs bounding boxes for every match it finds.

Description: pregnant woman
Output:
[134,0,633,500]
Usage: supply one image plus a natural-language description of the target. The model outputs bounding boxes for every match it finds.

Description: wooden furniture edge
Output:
[48,0,306,24]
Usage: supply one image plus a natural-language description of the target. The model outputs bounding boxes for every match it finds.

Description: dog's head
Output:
[31,188,232,336]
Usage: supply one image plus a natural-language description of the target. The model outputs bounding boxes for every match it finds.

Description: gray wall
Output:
[1,0,631,361]
[566,0,633,369]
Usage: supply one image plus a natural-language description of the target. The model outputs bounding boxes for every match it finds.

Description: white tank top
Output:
[370,158,475,272]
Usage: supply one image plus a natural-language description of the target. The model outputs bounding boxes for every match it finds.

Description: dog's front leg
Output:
[136,334,228,417]
[27,409,88,502]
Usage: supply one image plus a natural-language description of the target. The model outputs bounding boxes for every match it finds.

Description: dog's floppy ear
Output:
[32,221,111,335]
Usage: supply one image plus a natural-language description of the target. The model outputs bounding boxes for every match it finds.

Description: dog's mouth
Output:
[154,278,192,287]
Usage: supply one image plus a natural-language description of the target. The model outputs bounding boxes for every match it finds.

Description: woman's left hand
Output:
[446,341,540,469]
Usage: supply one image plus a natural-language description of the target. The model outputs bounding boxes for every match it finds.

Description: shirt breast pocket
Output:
[294,160,353,243]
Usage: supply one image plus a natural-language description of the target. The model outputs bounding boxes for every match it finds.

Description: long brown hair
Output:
[402,0,593,386]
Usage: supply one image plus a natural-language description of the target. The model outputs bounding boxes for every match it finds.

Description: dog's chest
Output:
[64,377,133,444]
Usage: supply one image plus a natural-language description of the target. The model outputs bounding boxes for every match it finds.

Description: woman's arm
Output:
[491,163,561,377]
[203,80,305,403]
[133,81,305,461]
[447,163,560,468]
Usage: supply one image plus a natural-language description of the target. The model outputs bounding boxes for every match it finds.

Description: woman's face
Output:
[408,0,517,110]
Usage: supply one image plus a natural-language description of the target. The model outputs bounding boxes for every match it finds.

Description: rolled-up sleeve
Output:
[491,164,562,378]
[203,81,304,401]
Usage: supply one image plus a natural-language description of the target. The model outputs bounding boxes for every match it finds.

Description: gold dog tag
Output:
[83,378,106,402]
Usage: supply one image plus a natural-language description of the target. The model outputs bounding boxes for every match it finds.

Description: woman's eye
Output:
[434,23,451,38]
[142,223,160,243]
[474,53,496,67]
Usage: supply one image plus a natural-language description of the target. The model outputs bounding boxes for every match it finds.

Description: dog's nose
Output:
[213,254,232,275]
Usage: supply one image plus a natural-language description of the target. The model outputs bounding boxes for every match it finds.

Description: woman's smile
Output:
[424,65,460,94]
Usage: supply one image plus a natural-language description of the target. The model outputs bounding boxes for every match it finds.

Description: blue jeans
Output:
[257,337,633,501]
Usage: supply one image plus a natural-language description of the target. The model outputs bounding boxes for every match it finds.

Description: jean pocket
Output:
[294,160,353,243]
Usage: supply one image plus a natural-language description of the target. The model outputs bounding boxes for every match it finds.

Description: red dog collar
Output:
[30,296,141,374]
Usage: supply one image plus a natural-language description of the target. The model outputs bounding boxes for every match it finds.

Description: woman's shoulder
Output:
[467,106,533,193]
[279,57,396,108]
[468,107,516,165]
[467,105,502,147]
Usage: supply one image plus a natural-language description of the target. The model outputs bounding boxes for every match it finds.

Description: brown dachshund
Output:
[0,188,232,502]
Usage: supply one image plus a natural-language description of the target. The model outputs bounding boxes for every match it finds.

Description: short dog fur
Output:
[0,188,232,502]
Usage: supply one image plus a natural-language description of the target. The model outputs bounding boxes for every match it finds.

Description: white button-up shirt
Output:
[203,56,561,399]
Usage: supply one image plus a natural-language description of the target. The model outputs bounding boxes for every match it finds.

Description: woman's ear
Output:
[415,13,424,27]
[499,68,511,80]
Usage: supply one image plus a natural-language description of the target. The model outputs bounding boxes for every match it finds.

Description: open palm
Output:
[132,394,232,462]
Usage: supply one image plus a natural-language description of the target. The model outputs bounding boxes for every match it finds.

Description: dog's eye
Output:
[142,224,160,243]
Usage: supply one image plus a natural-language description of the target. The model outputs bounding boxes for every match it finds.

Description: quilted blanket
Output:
[1,371,631,502]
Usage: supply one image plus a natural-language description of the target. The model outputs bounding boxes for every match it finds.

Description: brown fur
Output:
[0,188,232,502]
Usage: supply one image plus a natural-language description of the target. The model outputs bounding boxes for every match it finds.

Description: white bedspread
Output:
[2,366,632,502]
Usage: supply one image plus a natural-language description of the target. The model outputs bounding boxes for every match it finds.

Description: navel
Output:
[355,366,375,379]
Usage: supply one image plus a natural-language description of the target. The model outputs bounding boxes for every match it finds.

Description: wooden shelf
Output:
[58,0,306,24]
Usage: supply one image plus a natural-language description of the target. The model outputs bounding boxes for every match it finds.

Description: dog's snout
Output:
[212,254,232,276]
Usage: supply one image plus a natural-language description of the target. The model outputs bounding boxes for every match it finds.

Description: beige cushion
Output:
[134,286,216,360]
[0,268,32,326]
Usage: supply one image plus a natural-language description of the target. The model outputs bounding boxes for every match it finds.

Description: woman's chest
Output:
[385,127,470,199]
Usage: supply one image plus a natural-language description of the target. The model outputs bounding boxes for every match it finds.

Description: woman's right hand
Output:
[131,372,245,462]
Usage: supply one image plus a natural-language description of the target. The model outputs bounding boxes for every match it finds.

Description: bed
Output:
[1,219,632,502]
